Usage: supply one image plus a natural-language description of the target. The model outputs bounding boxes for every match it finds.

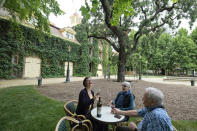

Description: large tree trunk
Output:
[161,68,165,75]
[117,50,126,82]
[117,35,127,82]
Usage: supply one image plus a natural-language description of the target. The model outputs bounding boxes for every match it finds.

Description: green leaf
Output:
[172,0,178,3]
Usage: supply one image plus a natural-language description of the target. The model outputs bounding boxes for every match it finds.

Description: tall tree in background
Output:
[0,0,63,33]
[134,28,197,75]
[171,28,196,72]
[80,0,197,82]
[191,27,197,45]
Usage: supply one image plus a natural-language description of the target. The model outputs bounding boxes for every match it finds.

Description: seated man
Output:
[111,81,135,110]
[110,81,135,121]
[112,87,173,131]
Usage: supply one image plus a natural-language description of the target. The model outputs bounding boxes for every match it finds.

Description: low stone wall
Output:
[163,76,197,81]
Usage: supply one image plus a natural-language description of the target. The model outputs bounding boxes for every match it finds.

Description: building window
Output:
[47,59,51,65]
[66,32,70,39]
[13,55,18,64]
[70,34,74,40]
[89,38,93,43]
[99,52,102,60]
[59,61,63,66]
[89,47,93,57]
[65,32,74,40]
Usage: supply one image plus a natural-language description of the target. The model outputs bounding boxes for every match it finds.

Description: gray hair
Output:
[122,81,131,88]
[145,87,164,106]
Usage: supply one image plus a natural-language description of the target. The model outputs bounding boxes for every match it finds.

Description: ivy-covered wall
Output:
[91,39,100,76]
[102,41,117,76]
[74,20,100,76]
[0,19,80,79]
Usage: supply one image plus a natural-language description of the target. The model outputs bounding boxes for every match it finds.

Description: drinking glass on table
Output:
[109,100,115,109]
[95,88,101,101]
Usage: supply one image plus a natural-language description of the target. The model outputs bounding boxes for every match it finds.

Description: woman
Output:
[76,77,108,131]
[76,77,98,116]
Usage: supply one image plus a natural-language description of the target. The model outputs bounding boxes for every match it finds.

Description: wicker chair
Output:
[64,100,86,120]
[55,116,93,131]
[172,125,178,131]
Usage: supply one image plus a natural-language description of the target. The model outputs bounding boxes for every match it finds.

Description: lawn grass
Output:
[0,85,65,131]
[0,85,197,131]
[172,120,197,131]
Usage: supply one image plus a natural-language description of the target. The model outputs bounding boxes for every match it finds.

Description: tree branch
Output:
[100,0,121,36]
[132,31,142,54]
[150,2,177,21]
[100,0,112,27]
[140,6,147,20]
[131,2,177,54]
[88,34,120,52]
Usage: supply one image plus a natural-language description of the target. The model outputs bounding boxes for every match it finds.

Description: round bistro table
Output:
[91,106,125,124]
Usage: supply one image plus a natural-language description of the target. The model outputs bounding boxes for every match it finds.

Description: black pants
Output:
[86,112,108,131]
[93,120,108,131]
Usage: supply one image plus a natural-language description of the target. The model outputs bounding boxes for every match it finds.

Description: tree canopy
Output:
[125,28,197,76]
[80,0,197,81]
[0,0,63,33]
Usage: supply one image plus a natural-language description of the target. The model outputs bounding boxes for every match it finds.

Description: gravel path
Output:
[37,79,197,120]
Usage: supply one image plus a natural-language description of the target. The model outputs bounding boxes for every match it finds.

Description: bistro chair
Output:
[64,100,78,116]
[55,116,93,131]
[172,125,178,131]
[64,100,86,120]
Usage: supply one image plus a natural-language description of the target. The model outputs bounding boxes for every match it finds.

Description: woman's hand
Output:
[94,93,99,100]
[108,100,112,106]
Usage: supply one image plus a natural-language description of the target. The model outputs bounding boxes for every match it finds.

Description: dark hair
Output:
[83,77,90,87]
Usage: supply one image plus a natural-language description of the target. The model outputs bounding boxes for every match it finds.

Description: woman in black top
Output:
[76,77,97,116]
[76,77,108,131]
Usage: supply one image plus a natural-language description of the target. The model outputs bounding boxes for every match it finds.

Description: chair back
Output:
[173,125,178,131]
[55,116,92,131]
[55,116,69,131]
[64,100,78,117]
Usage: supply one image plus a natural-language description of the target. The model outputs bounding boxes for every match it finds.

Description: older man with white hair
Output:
[111,81,135,110]
[109,81,135,121]
[112,87,173,131]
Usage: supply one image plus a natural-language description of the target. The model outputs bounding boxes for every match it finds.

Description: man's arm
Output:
[112,108,139,117]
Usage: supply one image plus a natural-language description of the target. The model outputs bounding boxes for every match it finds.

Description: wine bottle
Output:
[97,97,102,117]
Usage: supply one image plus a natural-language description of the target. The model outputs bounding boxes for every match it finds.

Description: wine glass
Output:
[96,88,101,95]
[111,100,115,108]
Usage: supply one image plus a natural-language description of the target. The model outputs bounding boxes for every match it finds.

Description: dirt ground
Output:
[37,79,197,120]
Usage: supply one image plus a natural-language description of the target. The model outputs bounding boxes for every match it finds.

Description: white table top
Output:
[91,106,125,124]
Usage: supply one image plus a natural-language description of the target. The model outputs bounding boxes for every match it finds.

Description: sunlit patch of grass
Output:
[0,85,64,131]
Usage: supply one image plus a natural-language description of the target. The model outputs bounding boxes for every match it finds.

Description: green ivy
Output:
[74,20,100,76]
[0,18,80,79]
[92,39,100,76]
[102,41,108,77]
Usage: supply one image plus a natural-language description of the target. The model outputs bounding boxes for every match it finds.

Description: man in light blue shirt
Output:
[112,87,173,131]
